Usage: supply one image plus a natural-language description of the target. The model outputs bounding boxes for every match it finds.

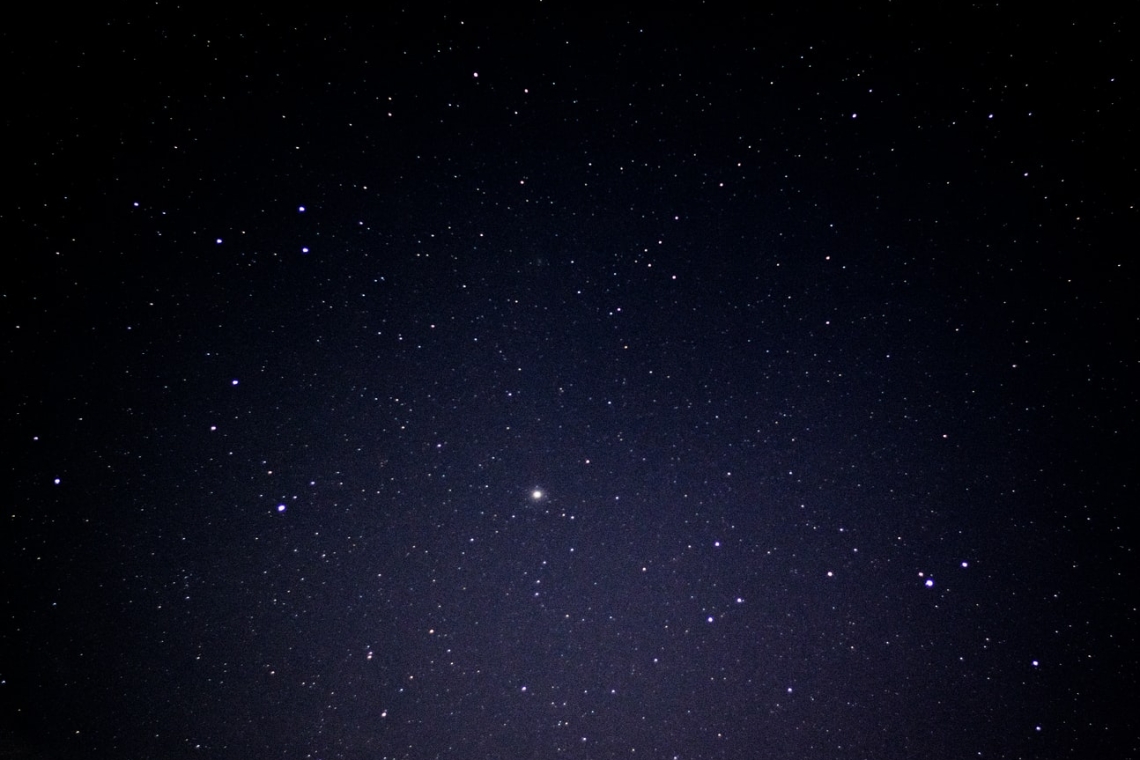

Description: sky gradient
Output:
[4,6,1137,759]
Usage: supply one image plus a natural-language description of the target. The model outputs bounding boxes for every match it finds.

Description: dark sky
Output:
[4,5,1136,759]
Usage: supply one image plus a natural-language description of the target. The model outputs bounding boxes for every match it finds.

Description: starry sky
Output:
[4,6,1137,760]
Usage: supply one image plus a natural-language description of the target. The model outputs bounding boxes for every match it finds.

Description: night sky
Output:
[4,6,1137,759]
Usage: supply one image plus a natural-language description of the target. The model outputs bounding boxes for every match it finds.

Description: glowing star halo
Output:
[530,489,545,501]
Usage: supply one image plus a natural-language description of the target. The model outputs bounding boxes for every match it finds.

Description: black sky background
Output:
[3,5,1137,759]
